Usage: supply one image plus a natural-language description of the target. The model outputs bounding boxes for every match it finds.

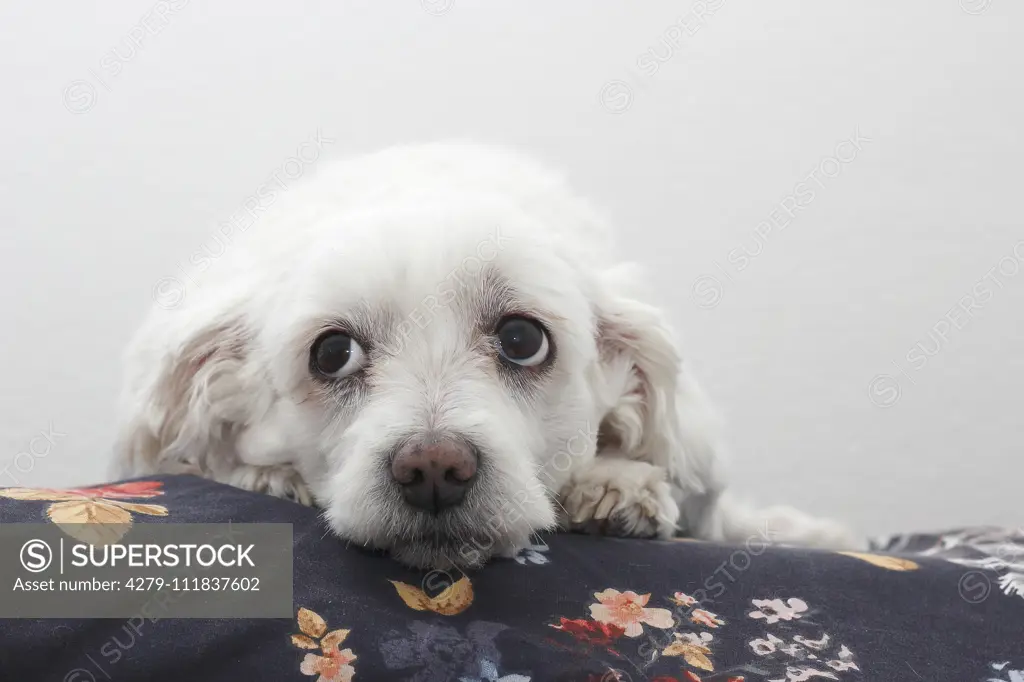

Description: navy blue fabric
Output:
[0,474,1021,682]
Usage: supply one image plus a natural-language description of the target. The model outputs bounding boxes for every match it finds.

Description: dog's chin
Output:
[328,504,538,569]
[387,509,538,569]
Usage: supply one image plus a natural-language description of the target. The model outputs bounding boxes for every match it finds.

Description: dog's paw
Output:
[228,463,314,506]
[559,458,679,539]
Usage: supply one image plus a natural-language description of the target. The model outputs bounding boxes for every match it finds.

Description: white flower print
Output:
[769,667,838,681]
[749,597,809,624]
[998,572,1024,598]
[746,598,858,682]
[986,661,1024,682]
[750,634,786,656]
[794,634,830,651]
[680,631,713,646]
[825,645,859,672]
[779,641,807,658]
[989,661,1024,682]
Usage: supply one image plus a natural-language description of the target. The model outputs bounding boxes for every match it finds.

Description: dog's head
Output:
[116,157,699,568]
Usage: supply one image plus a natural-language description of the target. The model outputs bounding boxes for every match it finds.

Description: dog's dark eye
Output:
[495,316,550,367]
[311,332,367,378]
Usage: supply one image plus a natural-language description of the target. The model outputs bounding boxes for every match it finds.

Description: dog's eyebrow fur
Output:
[475,266,559,333]
[313,301,397,350]
[478,269,520,332]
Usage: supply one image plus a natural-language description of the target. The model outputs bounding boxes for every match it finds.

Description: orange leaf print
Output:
[429,577,474,615]
[389,576,474,616]
[298,607,328,638]
[106,501,169,516]
[47,500,131,525]
[685,649,714,672]
[663,633,715,672]
[389,581,431,611]
[291,634,319,650]
[836,551,919,571]
[47,500,133,544]
[320,629,350,652]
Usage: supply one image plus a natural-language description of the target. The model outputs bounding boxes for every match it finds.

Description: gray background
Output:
[0,1,1021,537]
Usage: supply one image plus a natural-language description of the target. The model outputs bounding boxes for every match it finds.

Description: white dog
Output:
[113,142,861,568]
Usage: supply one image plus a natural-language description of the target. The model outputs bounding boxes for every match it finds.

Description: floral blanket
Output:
[0,474,1021,682]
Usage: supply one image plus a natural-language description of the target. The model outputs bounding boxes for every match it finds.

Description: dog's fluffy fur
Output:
[113,142,862,567]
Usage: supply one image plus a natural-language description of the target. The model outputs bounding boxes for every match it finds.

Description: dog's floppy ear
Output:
[591,267,725,506]
[113,309,265,481]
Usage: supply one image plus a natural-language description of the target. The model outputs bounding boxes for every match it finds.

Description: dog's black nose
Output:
[391,438,478,513]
